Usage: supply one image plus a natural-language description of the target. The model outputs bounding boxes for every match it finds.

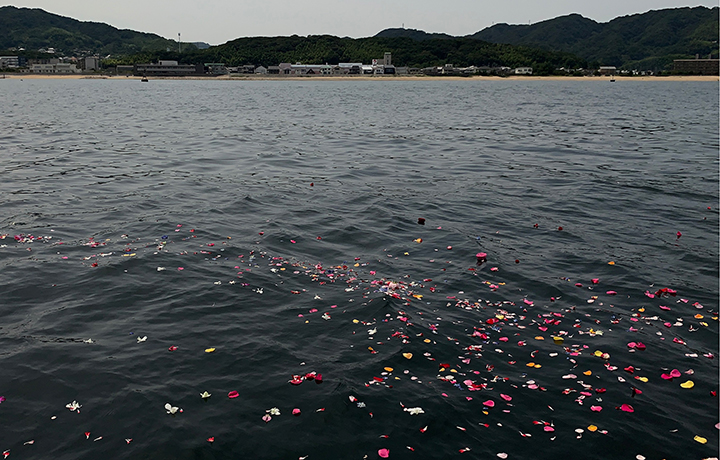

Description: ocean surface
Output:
[0,78,718,460]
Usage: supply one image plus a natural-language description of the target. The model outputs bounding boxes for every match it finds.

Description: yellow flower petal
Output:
[526,362,536,367]
[204,348,216,353]
[403,353,413,359]
[535,336,545,340]
[583,371,592,376]
[635,376,648,382]
[694,435,707,444]
[384,367,394,372]
[588,425,598,432]
[680,380,694,389]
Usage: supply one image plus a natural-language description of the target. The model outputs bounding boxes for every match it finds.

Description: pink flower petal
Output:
[483,400,495,407]
[500,394,512,401]
[378,448,390,458]
[228,391,239,399]
[670,369,681,378]
[620,404,634,412]
[590,406,602,412]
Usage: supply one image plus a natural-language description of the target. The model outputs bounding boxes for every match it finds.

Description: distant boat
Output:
[141,75,148,82]
[610,76,616,82]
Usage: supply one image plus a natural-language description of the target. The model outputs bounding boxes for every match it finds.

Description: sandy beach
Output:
[4,73,718,82]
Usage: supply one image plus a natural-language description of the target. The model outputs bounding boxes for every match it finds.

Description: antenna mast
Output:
[178,33,181,53]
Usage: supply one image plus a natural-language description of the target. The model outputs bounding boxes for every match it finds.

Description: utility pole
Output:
[178,33,181,54]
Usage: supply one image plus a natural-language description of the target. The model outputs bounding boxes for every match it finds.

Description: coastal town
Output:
[2,51,718,77]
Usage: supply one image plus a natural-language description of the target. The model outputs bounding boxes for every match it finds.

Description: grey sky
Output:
[7,0,719,45]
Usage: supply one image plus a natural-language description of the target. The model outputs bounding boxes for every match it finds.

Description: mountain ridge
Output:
[0,5,185,55]
[1,5,717,71]
[377,6,719,68]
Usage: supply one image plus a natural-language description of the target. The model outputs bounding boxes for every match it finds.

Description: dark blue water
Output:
[0,78,718,460]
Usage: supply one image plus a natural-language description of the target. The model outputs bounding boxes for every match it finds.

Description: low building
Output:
[115,65,134,75]
[255,66,267,74]
[673,59,719,75]
[278,63,333,75]
[204,63,228,74]
[0,56,25,68]
[514,67,533,75]
[598,66,617,75]
[31,63,80,74]
[338,63,362,74]
[134,61,205,77]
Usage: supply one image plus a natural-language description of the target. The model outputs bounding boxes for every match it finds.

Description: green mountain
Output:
[375,7,719,70]
[180,35,586,72]
[468,6,719,69]
[374,28,456,41]
[0,5,183,55]
[4,5,715,72]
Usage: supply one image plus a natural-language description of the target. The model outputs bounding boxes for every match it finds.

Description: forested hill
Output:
[377,6,719,69]
[375,29,456,41]
[0,6,183,55]
[193,35,586,71]
[470,7,719,69]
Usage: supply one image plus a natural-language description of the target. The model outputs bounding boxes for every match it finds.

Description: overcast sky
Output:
[6,0,719,45]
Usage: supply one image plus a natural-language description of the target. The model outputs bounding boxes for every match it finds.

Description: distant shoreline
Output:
[4,74,718,82]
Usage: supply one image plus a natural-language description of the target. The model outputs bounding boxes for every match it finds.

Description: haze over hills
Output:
[377,6,719,69]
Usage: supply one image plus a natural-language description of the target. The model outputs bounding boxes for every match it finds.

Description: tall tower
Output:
[383,52,392,66]
[178,33,181,53]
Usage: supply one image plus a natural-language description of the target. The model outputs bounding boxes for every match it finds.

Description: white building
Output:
[278,63,332,75]
[31,63,80,74]
[514,67,533,75]
[0,56,20,68]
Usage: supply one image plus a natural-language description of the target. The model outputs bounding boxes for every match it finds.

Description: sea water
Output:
[0,78,718,459]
